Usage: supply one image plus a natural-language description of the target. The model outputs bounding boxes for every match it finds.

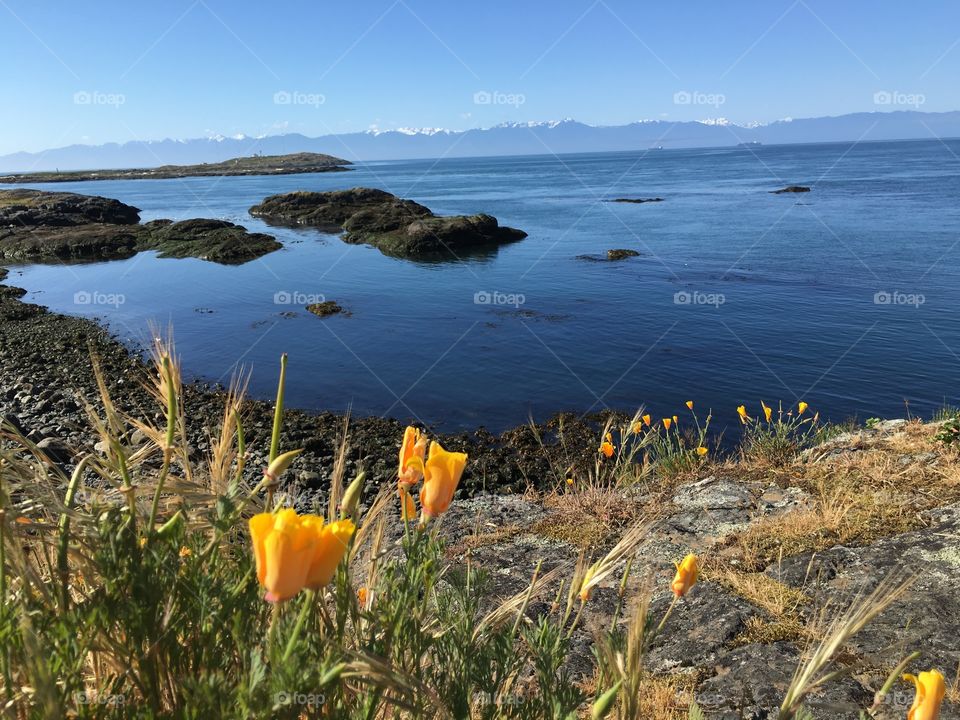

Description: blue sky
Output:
[2,0,958,155]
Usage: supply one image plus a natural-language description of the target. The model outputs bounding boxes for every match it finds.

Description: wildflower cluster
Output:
[0,339,948,719]
[591,402,713,486]
[737,399,821,466]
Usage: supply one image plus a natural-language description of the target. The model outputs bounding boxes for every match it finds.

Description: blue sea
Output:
[4,139,960,433]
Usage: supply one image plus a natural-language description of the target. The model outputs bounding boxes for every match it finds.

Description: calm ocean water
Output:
[5,139,960,433]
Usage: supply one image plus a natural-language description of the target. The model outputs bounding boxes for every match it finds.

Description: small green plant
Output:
[589,402,712,489]
[932,404,960,423]
[738,400,820,466]
[934,414,960,446]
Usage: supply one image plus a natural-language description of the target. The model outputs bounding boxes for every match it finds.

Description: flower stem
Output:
[148,355,178,532]
[282,590,315,662]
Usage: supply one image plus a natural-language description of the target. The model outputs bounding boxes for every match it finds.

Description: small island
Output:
[249,187,527,259]
[0,151,351,184]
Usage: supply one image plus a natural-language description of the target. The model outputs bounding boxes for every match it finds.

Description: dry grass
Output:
[708,563,810,644]
[721,421,960,570]
[712,564,808,619]
[446,523,525,555]
[532,484,644,550]
[625,673,696,720]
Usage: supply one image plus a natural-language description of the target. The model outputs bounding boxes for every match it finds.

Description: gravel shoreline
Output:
[0,266,609,502]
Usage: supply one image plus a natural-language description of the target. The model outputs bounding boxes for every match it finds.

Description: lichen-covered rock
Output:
[695,641,872,719]
[647,583,759,672]
[774,505,960,677]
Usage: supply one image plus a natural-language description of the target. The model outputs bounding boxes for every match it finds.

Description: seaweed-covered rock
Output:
[0,189,280,264]
[140,218,281,264]
[0,188,141,226]
[249,187,526,258]
[770,185,811,194]
[577,249,641,262]
[305,301,344,318]
[251,188,431,230]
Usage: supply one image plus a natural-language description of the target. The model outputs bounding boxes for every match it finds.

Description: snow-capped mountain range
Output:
[2,111,959,173]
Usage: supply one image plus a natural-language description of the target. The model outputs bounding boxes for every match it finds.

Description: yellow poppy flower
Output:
[903,669,945,720]
[642,414,652,427]
[686,401,694,410]
[398,426,427,489]
[761,401,772,423]
[662,418,672,431]
[418,441,468,519]
[300,516,355,590]
[249,509,317,603]
[798,401,808,415]
[696,446,708,456]
[671,554,700,598]
[599,432,615,458]
[737,405,750,423]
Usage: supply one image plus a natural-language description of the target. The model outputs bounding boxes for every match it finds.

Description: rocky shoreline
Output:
[0,264,610,504]
[0,189,281,264]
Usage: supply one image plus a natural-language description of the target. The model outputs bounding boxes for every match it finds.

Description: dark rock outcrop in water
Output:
[249,187,527,258]
[306,300,344,318]
[577,248,641,262]
[0,188,141,226]
[143,218,281,264]
[608,197,664,204]
[770,185,811,194]
[0,189,280,264]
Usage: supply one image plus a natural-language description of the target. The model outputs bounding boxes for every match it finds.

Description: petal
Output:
[305,519,355,589]
[249,513,275,587]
